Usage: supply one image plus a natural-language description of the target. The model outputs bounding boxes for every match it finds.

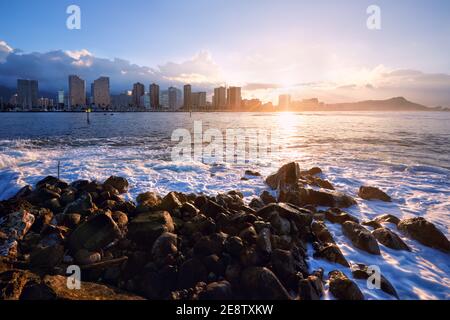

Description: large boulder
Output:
[358,186,391,202]
[103,176,129,194]
[266,162,301,190]
[68,213,121,252]
[298,275,324,300]
[342,221,381,255]
[372,227,410,251]
[325,209,359,224]
[328,270,364,300]
[311,221,335,244]
[198,280,233,300]
[63,192,96,216]
[0,269,40,300]
[351,263,398,299]
[397,217,450,253]
[281,188,356,208]
[241,267,291,300]
[127,211,174,246]
[256,203,312,230]
[313,243,349,267]
[373,214,400,225]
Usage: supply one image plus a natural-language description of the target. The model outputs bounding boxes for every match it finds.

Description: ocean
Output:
[0,111,449,299]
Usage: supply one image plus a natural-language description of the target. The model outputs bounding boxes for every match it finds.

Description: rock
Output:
[62,213,81,229]
[112,211,128,227]
[358,186,391,202]
[372,227,410,251]
[239,226,258,244]
[362,220,383,229]
[270,249,301,288]
[30,208,53,233]
[398,217,450,253]
[328,270,364,300]
[256,228,272,256]
[314,178,335,190]
[249,198,265,209]
[325,209,359,224]
[202,254,225,277]
[313,243,349,267]
[241,267,291,300]
[103,176,129,194]
[63,192,96,216]
[180,202,199,217]
[199,280,233,300]
[160,192,183,212]
[342,221,381,255]
[19,281,57,300]
[36,176,68,190]
[74,249,102,265]
[260,191,276,205]
[136,191,160,205]
[245,170,261,177]
[151,232,178,264]
[240,247,263,267]
[269,213,291,235]
[256,203,312,230]
[60,190,76,206]
[311,221,335,244]
[351,263,399,299]
[42,275,144,300]
[30,244,65,269]
[300,167,322,176]
[224,236,244,256]
[68,213,121,252]
[298,275,324,300]
[0,209,35,241]
[178,258,208,289]
[127,211,174,246]
[373,214,400,225]
[266,162,301,190]
[0,269,41,300]
[200,199,228,219]
[282,188,356,208]
[12,185,33,200]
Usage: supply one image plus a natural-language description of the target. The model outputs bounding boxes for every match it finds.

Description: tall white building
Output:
[93,77,110,107]
[68,75,86,107]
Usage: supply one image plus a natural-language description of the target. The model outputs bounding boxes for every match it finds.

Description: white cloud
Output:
[0,41,13,63]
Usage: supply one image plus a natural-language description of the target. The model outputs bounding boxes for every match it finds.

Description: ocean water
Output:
[0,111,449,299]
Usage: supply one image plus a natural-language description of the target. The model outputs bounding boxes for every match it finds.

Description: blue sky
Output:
[1,0,450,105]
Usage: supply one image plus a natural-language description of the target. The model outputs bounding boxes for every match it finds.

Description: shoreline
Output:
[1,162,449,300]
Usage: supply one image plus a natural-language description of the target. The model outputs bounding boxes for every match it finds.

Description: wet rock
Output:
[249,198,265,210]
[372,227,410,251]
[63,192,97,216]
[43,275,144,300]
[241,267,291,300]
[194,233,225,257]
[256,227,272,256]
[351,263,399,299]
[0,269,41,300]
[311,221,335,244]
[178,258,208,289]
[257,203,312,230]
[127,211,174,246]
[180,202,199,217]
[12,185,33,200]
[239,226,258,244]
[300,167,322,176]
[60,190,76,206]
[283,188,357,208]
[30,208,53,233]
[199,280,233,300]
[61,213,81,229]
[313,243,349,267]
[325,208,359,224]
[328,270,364,300]
[136,191,160,205]
[68,213,121,252]
[103,176,129,194]
[112,211,128,228]
[200,199,228,219]
[398,217,450,253]
[224,236,244,257]
[160,192,183,212]
[140,265,177,299]
[245,170,261,177]
[358,186,391,202]
[270,213,291,235]
[0,209,35,241]
[36,176,68,190]
[270,249,303,289]
[298,275,323,300]
[266,162,301,190]
[260,191,276,205]
[151,232,178,264]
[74,249,102,265]
[362,220,383,229]
[30,244,65,269]
[373,214,400,225]
[342,221,381,255]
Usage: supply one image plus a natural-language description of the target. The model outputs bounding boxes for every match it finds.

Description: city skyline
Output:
[1,0,450,107]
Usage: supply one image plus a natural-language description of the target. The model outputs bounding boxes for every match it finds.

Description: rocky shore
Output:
[0,162,449,300]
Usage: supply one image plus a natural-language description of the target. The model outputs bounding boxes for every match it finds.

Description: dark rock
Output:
[19,281,57,300]
[358,186,391,202]
[178,258,208,289]
[30,208,53,233]
[0,269,41,300]
[249,198,265,210]
[68,213,121,252]
[362,220,383,229]
[398,217,450,253]
[36,176,68,190]
[103,176,129,194]
[30,244,65,269]
[270,249,302,289]
[372,227,410,251]
[74,249,102,265]
[112,211,128,227]
[245,170,261,177]
[151,232,178,264]
[180,202,199,217]
[136,191,160,205]
[256,203,312,230]
[241,267,291,300]
[224,236,243,257]
[127,211,174,246]
[194,233,225,257]
[0,209,35,241]
[298,275,323,300]
[256,227,272,256]
[62,213,81,229]
[13,185,33,200]
[202,254,226,276]
[240,246,263,267]
[60,190,76,206]
[342,221,381,255]
[325,208,359,224]
[311,221,335,244]
[239,226,258,244]
[160,192,183,212]
[300,167,322,176]
[63,192,97,216]
[351,263,399,299]
[328,270,364,300]
[266,162,301,190]
[200,199,228,219]
[199,280,233,300]
[281,188,356,208]
[260,191,276,205]
[313,243,349,267]
[373,214,400,225]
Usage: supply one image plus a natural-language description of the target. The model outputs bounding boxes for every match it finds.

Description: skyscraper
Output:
[68,75,86,108]
[183,84,192,108]
[227,86,242,110]
[149,83,160,109]
[17,79,39,110]
[132,82,145,107]
[213,86,227,108]
[278,94,291,109]
[93,77,110,107]
[168,87,178,110]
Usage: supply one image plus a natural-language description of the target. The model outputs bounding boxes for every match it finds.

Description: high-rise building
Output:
[68,75,86,108]
[149,83,160,109]
[191,92,207,109]
[93,77,110,107]
[17,79,39,110]
[111,91,133,109]
[183,84,192,108]
[227,86,242,109]
[213,86,227,108]
[168,87,178,110]
[132,82,145,107]
[278,94,291,109]
[58,91,65,105]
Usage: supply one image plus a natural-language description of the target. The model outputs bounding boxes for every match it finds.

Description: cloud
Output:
[0,40,222,93]
[243,83,280,90]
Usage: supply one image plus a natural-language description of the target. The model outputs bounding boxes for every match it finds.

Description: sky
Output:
[0,0,450,106]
